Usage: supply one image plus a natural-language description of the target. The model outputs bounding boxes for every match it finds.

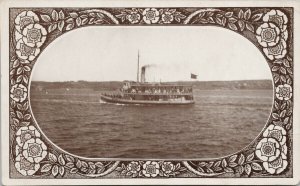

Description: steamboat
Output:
[100,52,195,105]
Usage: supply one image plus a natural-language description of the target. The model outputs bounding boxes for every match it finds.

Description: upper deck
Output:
[124,82,193,88]
[121,81,193,96]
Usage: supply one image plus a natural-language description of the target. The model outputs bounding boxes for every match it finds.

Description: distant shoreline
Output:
[31,80,273,91]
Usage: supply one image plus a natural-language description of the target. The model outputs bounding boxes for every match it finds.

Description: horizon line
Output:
[31,79,273,83]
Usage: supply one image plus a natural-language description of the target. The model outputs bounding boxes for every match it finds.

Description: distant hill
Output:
[31,80,273,91]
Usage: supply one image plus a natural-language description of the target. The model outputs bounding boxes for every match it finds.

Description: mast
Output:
[137,50,140,82]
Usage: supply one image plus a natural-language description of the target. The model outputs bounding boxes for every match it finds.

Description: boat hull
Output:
[100,95,195,105]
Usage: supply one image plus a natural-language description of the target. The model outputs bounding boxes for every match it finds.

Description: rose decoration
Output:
[263,154,288,174]
[256,23,280,47]
[15,127,48,176]
[15,11,39,33]
[127,161,141,174]
[255,138,281,162]
[142,8,160,24]
[142,161,160,177]
[161,162,175,174]
[263,10,288,31]
[16,39,41,61]
[263,39,287,60]
[161,11,174,24]
[16,126,41,147]
[263,124,286,145]
[127,10,141,24]
[275,84,292,101]
[22,23,47,48]
[257,9,289,60]
[262,143,288,174]
[22,138,47,163]
[10,83,28,103]
[256,122,288,174]
[15,154,40,176]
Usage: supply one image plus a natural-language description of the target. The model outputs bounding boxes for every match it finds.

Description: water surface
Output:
[30,88,273,158]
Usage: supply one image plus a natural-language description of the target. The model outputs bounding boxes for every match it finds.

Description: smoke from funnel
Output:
[140,64,156,83]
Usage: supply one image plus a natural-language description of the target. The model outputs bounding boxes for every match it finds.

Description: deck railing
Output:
[122,92,193,96]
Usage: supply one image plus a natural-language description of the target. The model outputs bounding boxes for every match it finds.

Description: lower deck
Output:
[100,94,195,105]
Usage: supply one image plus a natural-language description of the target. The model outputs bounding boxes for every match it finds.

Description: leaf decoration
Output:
[238,154,245,165]
[23,66,31,71]
[251,13,263,21]
[59,166,65,176]
[76,159,82,168]
[66,162,74,168]
[16,67,23,75]
[49,152,58,163]
[23,114,31,120]
[236,165,244,174]
[222,17,226,26]
[246,152,254,162]
[95,162,104,168]
[245,23,254,32]
[41,164,52,172]
[59,10,65,20]
[280,110,287,118]
[228,17,237,23]
[229,154,237,162]
[244,164,251,175]
[222,159,227,168]
[251,162,262,171]
[41,14,51,22]
[70,167,78,174]
[284,117,289,125]
[224,167,234,173]
[58,154,66,165]
[82,161,88,168]
[69,12,78,18]
[287,68,293,75]
[228,23,238,31]
[214,160,221,167]
[52,10,59,21]
[272,113,280,120]
[216,17,222,25]
[244,9,251,20]
[228,162,238,167]
[16,75,23,83]
[272,66,280,71]
[23,75,29,84]
[52,165,59,177]
[48,23,57,33]
[66,23,74,31]
[76,17,82,26]
[238,9,244,19]
[20,121,30,127]
[65,154,75,162]
[88,162,96,170]
[17,103,23,110]
[16,111,23,119]
[66,18,74,24]
[58,21,65,32]
[225,12,233,17]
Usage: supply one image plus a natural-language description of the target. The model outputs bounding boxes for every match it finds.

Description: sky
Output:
[32,26,272,82]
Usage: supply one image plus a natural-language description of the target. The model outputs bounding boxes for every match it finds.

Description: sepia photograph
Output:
[30,26,273,158]
[2,3,297,183]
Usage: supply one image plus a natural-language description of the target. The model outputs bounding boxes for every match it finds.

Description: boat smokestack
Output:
[141,66,146,83]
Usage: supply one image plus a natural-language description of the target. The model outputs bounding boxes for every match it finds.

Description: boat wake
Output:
[99,99,126,106]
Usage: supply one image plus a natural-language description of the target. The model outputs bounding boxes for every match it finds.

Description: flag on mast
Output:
[191,73,197,79]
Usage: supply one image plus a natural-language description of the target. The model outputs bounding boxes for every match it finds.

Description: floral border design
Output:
[9,7,293,178]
